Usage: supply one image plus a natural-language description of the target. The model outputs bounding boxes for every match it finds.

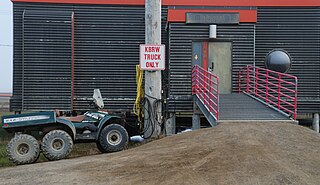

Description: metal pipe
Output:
[71,12,75,110]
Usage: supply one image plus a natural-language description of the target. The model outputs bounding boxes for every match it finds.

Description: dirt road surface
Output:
[0,122,320,185]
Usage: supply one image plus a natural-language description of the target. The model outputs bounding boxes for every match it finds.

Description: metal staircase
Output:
[192,65,298,127]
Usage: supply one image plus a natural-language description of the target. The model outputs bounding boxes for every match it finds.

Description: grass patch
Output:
[0,143,12,167]
[0,110,13,142]
[0,110,13,167]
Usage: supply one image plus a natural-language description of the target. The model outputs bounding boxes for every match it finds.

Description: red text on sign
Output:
[146,62,159,68]
[144,54,161,60]
[145,46,160,52]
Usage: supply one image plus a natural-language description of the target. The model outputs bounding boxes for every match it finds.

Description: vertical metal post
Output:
[255,68,259,96]
[294,77,298,120]
[217,77,219,120]
[144,0,162,138]
[238,69,241,94]
[195,67,199,94]
[266,71,269,103]
[203,69,208,108]
[22,10,26,111]
[71,12,75,110]
[278,74,281,110]
[246,66,249,93]
[209,74,213,112]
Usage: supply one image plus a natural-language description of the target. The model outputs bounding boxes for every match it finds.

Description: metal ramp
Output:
[219,93,289,121]
[192,65,298,127]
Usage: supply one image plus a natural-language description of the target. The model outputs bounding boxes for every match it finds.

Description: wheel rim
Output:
[51,138,65,151]
[16,143,30,156]
[106,130,122,146]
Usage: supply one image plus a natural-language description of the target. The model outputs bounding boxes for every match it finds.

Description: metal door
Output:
[208,42,232,94]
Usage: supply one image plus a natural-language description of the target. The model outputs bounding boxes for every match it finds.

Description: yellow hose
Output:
[133,65,144,124]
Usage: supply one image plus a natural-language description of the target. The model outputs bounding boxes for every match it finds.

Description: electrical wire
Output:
[133,65,171,139]
[133,65,144,128]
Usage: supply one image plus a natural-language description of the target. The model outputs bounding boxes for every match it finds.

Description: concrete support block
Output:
[192,102,201,130]
[192,113,201,130]
[313,113,319,133]
[165,113,176,136]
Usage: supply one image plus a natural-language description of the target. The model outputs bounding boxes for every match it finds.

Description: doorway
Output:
[208,42,232,94]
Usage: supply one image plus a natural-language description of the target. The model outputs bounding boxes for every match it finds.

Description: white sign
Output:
[4,115,50,124]
[140,44,165,70]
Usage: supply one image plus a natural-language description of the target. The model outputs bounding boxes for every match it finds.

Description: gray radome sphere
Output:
[265,49,292,73]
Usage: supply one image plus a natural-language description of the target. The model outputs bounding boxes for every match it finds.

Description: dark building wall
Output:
[11,3,320,114]
[255,7,320,113]
[168,23,255,112]
[11,3,74,111]
[11,2,167,111]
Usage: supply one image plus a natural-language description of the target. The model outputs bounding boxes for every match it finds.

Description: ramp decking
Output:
[219,93,290,121]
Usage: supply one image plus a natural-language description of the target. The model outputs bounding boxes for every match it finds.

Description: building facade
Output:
[10,0,320,117]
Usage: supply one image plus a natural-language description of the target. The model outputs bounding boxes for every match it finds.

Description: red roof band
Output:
[10,0,320,6]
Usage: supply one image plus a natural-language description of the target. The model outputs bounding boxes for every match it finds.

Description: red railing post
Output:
[266,71,269,103]
[197,66,200,94]
[246,66,249,93]
[277,74,281,110]
[237,65,298,120]
[294,77,298,120]
[204,70,208,108]
[217,77,219,120]
[210,74,213,112]
[192,65,220,121]
[238,68,241,94]
[255,68,259,97]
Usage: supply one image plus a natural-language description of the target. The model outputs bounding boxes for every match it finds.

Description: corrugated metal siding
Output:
[168,23,255,112]
[11,2,167,112]
[12,3,73,111]
[11,3,23,111]
[73,5,167,111]
[22,10,73,110]
[256,7,320,113]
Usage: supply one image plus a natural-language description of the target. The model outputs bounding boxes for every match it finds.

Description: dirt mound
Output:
[1,122,320,185]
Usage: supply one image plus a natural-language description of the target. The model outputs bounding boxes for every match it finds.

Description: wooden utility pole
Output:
[144,0,162,138]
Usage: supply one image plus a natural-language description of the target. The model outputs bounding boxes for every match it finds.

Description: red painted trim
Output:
[71,12,75,110]
[11,0,320,6]
[202,42,208,71]
[168,9,257,23]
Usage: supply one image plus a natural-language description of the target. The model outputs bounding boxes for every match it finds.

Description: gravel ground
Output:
[0,122,319,185]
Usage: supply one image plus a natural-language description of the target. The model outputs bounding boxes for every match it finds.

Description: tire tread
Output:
[41,130,73,161]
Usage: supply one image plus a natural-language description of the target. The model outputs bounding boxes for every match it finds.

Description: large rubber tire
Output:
[98,124,129,153]
[41,130,73,161]
[96,141,104,153]
[6,134,40,165]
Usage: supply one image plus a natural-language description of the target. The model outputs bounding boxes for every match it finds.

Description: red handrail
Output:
[192,65,220,120]
[238,65,298,120]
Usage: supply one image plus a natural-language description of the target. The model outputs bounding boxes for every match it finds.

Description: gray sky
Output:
[0,0,12,93]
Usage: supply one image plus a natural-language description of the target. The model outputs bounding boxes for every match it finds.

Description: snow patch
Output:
[178,128,193,134]
[130,135,144,143]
